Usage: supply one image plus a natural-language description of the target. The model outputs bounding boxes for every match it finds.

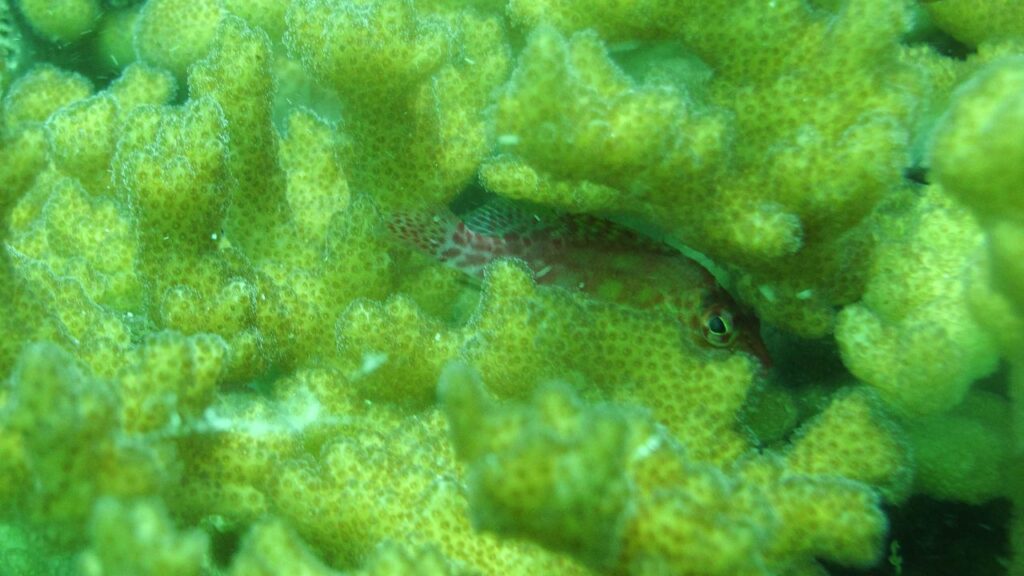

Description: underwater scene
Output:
[0,0,1022,574]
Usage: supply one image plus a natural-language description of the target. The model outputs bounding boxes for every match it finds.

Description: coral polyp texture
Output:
[0,0,1021,575]
[439,362,905,575]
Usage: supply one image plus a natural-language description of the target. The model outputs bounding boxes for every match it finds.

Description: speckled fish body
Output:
[389,200,771,367]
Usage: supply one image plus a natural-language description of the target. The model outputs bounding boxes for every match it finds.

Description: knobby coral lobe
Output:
[0,1,1021,575]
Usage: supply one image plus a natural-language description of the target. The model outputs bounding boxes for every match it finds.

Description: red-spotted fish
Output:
[388,198,771,368]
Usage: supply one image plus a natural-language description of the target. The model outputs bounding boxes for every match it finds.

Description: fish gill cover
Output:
[0,0,1021,575]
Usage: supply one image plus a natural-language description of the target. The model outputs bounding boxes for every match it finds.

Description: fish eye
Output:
[702,310,736,347]
[708,315,727,335]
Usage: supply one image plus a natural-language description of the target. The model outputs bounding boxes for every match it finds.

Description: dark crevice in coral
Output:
[242,362,290,396]
[608,40,713,89]
[828,496,1012,576]
[208,524,243,569]
[901,19,975,61]
[976,361,1013,399]
[764,327,847,388]
[738,328,850,447]
[903,166,930,186]
[449,174,492,216]
[7,2,121,89]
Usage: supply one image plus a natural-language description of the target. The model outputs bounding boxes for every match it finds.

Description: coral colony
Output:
[0,0,1022,575]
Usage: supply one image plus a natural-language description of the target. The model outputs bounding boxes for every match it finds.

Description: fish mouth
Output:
[743,333,773,371]
[735,315,773,371]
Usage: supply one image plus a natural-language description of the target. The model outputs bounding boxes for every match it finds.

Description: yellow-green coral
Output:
[835,185,999,416]
[285,0,449,99]
[1,343,165,531]
[222,0,287,43]
[927,52,1024,576]
[38,63,177,196]
[229,520,472,576]
[92,6,140,71]
[279,108,350,243]
[134,0,225,80]
[228,517,339,576]
[0,0,1021,573]
[924,0,1024,47]
[0,0,20,95]
[118,331,227,433]
[15,0,100,43]
[483,1,928,337]
[2,64,93,130]
[7,165,141,311]
[285,0,510,210]
[931,56,1024,226]
[338,260,759,464]
[190,16,290,259]
[482,26,729,215]
[905,389,1013,503]
[166,366,591,575]
[783,387,912,502]
[78,498,210,576]
[439,362,904,575]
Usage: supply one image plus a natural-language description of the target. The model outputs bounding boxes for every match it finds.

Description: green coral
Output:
[338,259,761,465]
[1,343,165,532]
[927,53,1024,576]
[285,0,511,210]
[924,0,1024,47]
[931,56,1024,227]
[1,0,24,95]
[78,498,211,576]
[484,0,928,337]
[134,0,225,80]
[92,6,141,71]
[439,362,904,575]
[190,15,290,259]
[227,519,474,576]
[834,185,999,417]
[0,0,1022,574]
[15,0,101,43]
[905,389,1013,503]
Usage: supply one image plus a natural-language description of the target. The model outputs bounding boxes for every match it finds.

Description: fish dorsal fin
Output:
[545,212,676,254]
[388,193,679,283]
[460,196,675,255]
[458,196,556,238]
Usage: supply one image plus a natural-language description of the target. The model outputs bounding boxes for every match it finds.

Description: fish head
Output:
[688,289,772,370]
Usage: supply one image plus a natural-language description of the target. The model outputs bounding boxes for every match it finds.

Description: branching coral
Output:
[904,389,1013,503]
[0,0,1021,574]
[339,260,759,464]
[484,0,930,337]
[0,0,24,96]
[15,0,101,43]
[927,53,1024,576]
[285,0,511,210]
[134,0,225,80]
[78,498,210,576]
[923,0,1024,48]
[0,343,167,533]
[439,362,906,575]
[165,365,593,574]
[834,185,999,417]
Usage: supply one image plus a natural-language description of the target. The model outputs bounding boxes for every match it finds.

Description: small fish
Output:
[388,196,771,368]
